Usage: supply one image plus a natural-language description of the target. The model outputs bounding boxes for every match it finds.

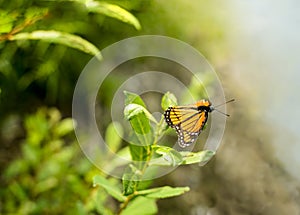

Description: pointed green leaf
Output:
[124,91,146,107]
[161,92,177,110]
[93,175,126,202]
[137,186,190,199]
[105,122,123,152]
[181,150,215,165]
[121,196,157,215]
[85,1,141,30]
[10,30,102,60]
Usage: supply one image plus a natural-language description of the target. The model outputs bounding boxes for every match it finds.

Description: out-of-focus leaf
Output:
[24,112,49,146]
[161,92,177,110]
[181,73,213,104]
[137,186,190,199]
[10,30,102,60]
[53,118,74,137]
[4,159,28,179]
[105,146,131,173]
[121,196,157,215]
[105,122,123,152]
[87,188,114,215]
[0,10,18,34]
[22,144,40,165]
[85,1,141,30]
[93,175,126,202]
[34,177,58,194]
[75,201,86,215]
[8,181,27,201]
[24,7,48,20]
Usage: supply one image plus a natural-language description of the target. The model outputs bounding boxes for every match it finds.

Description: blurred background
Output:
[1,0,299,214]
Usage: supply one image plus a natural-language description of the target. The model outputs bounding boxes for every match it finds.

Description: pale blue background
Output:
[228,0,300,179]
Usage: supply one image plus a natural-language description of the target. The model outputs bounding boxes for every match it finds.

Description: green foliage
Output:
[121,196,157,215]
[10,30,102,60]
[105,121,123,152]
[93,91,214,214]
[93,175,126,202]
[137,186,190,199]
[181,150,215,165]
[84,0,141,30]
[0,0,142,116]
[1,108,94,214]
[0,0,140,55]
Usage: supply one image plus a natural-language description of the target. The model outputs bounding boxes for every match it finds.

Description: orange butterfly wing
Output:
[164,104,209,147]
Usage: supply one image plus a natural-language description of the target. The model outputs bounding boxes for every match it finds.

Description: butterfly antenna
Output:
[214,108,230,117]
[212,99,234,117]
[214,99,235,108]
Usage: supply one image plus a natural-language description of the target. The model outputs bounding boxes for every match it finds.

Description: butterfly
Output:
[164,99,234,148]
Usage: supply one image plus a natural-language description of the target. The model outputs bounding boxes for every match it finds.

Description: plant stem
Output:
[119,117,165,213]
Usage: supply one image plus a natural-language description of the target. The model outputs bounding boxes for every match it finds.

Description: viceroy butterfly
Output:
[164,99,234,148]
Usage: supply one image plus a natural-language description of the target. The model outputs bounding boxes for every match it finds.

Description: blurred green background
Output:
[1,0,300,214]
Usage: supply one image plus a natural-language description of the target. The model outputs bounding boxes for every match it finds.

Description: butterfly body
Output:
[164,99,213,148]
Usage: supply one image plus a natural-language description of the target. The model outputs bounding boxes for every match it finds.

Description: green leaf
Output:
[124,91,146,108]
[181,150,215,165]
[161,92,177,110]
[22,144,40,165]
[93,175,126,202]
[129,144,150,162]
[152,145,183,166]
[91,188,115,215]
[0,10,17,34]
[124,104,154,145]
[53,118,75,137]
[75,201,86,215]
[4,159,28,179]
[121,196,157,215]
[10,30,102,60]
[137,186,190,199]
[104,146,131,173]
[25,7,48,20]
[34,177,58,194]
[24,111,49,146]
[85,1,141,30]
[105,122,123,152]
